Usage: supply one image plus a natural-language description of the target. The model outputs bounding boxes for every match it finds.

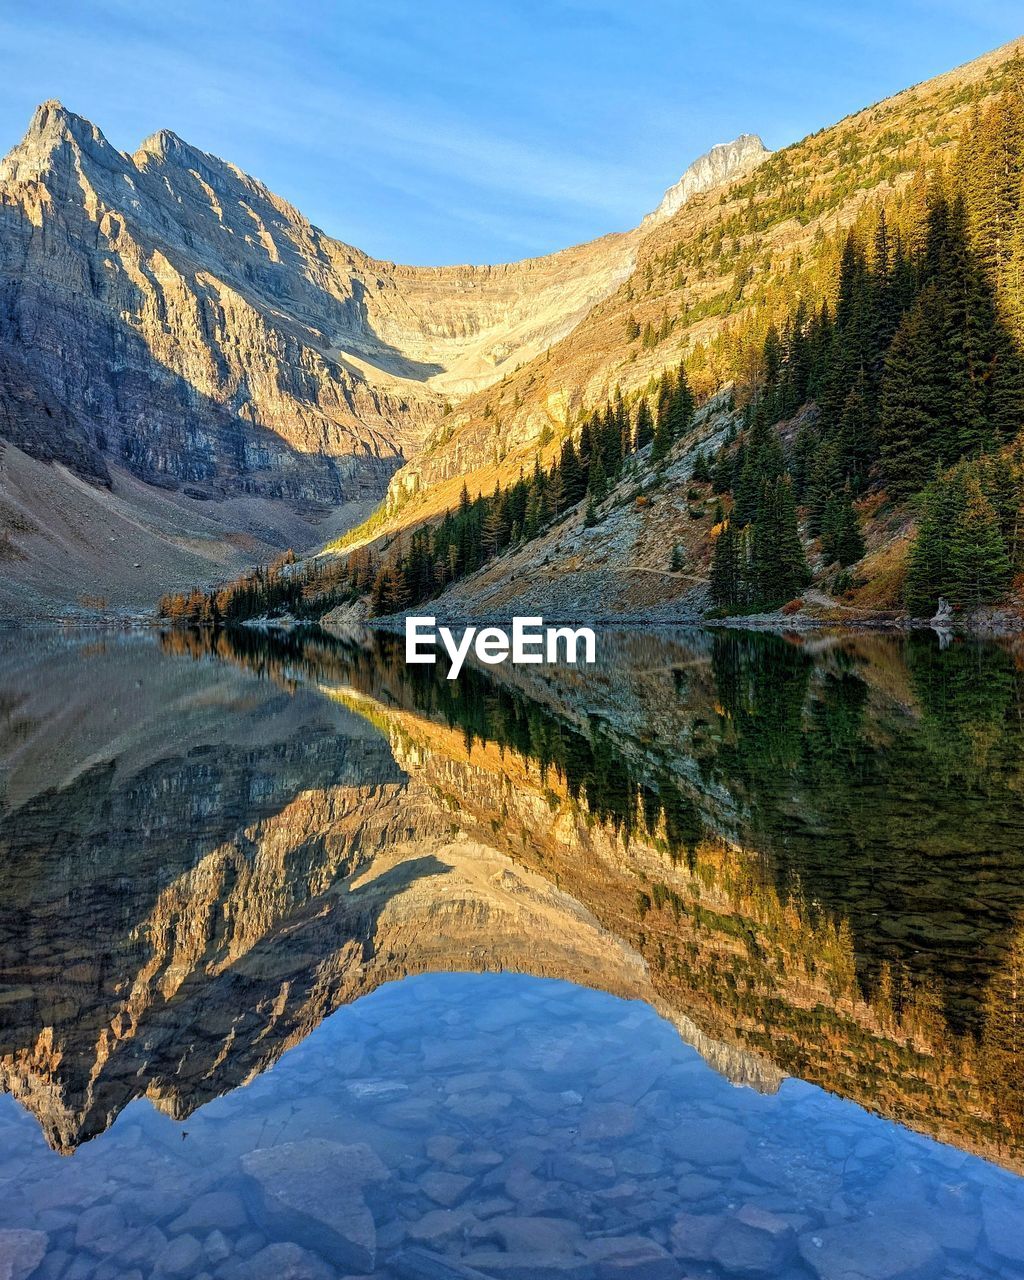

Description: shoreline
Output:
[5,597,1024,641]
[0,613,1018,640]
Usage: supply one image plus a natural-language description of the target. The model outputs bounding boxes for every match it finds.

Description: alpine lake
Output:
[2,623,1024,1280]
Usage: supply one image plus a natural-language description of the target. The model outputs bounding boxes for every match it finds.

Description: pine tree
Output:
[634,400,655,451]
[578,419,594,471]
[775,476,811,600]
[750,478,809,607]
[821,485,865,566]
[587,444,607,501]
[482,486,504,556]
[837,370,874,492]
[667,363,695,439]
[763,323,782,406]
[932,194,992,460]
[820,232,870,424]
[601,404,623,478]
[988,328,1024,439]
[904,467,1010,614]
[977,451,1024,568]
[651,403,673,464]
[524,473,542,539]
[559,437,586,507]
[951,475,1012,608]
[711,446,732,494]
[733,403,784,525]
[691,451,712,484]
[710,520,743,608]
[878,291,945,497]
[905,471,959,616]
[959,91,1024,290]
[371,561,406,615]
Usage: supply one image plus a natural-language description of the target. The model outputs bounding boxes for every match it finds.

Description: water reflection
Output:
[161,625,1024,1162]
[2,625,1024,1274]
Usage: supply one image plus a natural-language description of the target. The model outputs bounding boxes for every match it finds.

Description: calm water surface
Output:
[1,625,1024,1280]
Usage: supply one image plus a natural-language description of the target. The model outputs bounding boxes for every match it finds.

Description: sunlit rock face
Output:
[0,100,662,501]
[0,102,425,505]
[0,103,771,612]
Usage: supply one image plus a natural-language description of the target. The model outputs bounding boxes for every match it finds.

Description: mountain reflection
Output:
[1,626,1023,1170]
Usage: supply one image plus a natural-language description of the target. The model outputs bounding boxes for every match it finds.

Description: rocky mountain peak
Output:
[1,98,118,183]
[26,98,90,141]
[134,126,235,184]
[642,133,769,228]
[135,126,191,162]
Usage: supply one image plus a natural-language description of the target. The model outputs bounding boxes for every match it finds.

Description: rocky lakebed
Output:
[2,975,1024,1280]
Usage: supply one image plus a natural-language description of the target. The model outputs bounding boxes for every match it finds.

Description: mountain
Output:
[0,101,765,616]
[305,36,1024,631]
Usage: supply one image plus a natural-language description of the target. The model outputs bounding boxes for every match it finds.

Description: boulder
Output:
[221,1242,335,1279]
[74,1203,125,1255]
[241,1139,385,1272]
[487,1214,582,1256]
[711,1205,794,1275]
[583,1235,679,1279]
[168,1189,249,1235]
[797,1215,942,1280]
[981,1193,1024,1264]
[0,1231,48,1280]
[667,1117,748,1165]
[153,1234,203,1279]
[669,1211,724,1261]
[421,1171,474,1208]
[391,1247,496,1278]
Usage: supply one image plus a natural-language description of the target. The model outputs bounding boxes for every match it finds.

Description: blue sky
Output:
[0,2,1020,265]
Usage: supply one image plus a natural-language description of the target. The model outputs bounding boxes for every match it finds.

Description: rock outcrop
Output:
[0,101,429,506]
[641,134,768,227]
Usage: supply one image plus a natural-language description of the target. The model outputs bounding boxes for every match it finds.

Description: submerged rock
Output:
[420,1170,475,1207]
[981,1192,1024,1263]
[711,1204,794,1275]
[797,1215,942,1280]
[0,1231,48,1280]
[391,1246,495,1278]
[221,1241,336,1279]
[153,1233,203,1279]
[168,1189,249,1235]
[241,1138,385,1272]
[582,1235,679,1279]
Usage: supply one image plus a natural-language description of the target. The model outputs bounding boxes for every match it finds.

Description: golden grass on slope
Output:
[850,531,912,611]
